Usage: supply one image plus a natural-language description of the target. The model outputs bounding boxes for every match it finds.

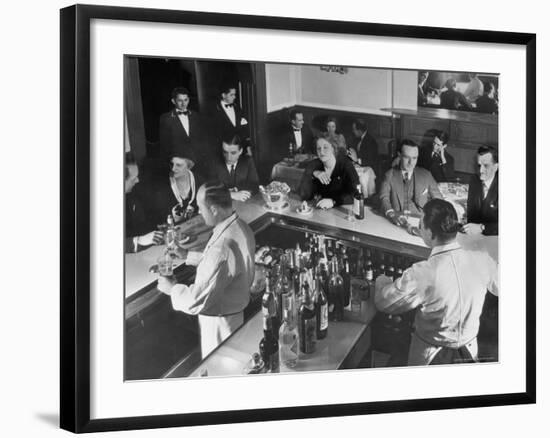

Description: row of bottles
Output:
[249,233,420,373]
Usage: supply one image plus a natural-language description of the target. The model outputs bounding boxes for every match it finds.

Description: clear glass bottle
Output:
[279,299,299,368]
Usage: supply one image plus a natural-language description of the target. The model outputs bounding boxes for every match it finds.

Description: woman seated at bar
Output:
[146,145,200,226]
[299,137,360,209]
[375,198,498,366]
[322,116,347,157]
[209,134,259,202]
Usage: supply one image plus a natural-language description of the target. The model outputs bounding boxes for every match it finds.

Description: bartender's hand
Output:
[137,230,163,247]
[230,190,251,202]
[313,170,331,185]
[316,198,335,209]
[157,275,177,295]
[462,223,484,235]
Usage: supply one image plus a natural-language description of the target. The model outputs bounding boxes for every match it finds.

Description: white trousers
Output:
[198,312,244,359]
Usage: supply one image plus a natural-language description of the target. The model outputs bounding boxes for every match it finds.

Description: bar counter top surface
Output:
[125,195,498,300]
[169,304,376,378]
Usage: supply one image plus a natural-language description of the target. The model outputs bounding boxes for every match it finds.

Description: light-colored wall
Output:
[300,65,393,115]
[392,70,418,110]
[265,64,418,114]
[265,63,296,112]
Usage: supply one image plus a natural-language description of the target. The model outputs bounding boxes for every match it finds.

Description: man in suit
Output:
[379,139,443,227]
[285,109,314,155]
[475,82,499,115]
[210,83,251,156]
[418,130,456,182]
[210,134,259,202]
[124,156,163,253]
[159,87,205,174]
[350,118,379,168]
[463,145,498,236]
[440,78,471,111]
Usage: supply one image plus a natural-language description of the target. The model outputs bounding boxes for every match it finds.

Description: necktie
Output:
[230,164,236,186]
[225,103,234,108]
[403,172,409,183]
[177,110,188,115]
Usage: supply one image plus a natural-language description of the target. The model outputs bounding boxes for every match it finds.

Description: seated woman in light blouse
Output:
[322,116,347,158]
[145,146,201,226]
[299,137,360,209]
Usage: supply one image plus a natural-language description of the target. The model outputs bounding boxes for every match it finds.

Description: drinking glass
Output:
[157,252,174,276]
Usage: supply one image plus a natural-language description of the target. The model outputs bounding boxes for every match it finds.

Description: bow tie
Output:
[177,110,189,116]
[224,103,234,108]
[293,128,301,132]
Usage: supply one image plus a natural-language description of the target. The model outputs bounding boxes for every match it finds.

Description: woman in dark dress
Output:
[145,146,201,226]
[299,137,360,209]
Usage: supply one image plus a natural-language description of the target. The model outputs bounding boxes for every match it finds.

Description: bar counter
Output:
[125,194,497,379]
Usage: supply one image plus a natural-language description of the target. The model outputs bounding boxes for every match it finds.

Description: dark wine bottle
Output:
[353,184,365,220]
[314,274,328,340]
[299,281,317,354]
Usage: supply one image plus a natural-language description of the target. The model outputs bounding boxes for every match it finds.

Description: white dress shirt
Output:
[169,213,256,357]
[221,101,236,126]
[177,112,190,135]
[375,241,498,365]
[293,129,303,148]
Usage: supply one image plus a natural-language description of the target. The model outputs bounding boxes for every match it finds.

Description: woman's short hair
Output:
[325,116,338,130]
[170,146,195,169]
[201,180,233,210]
[315,136,335,152]
[422,199,461,242]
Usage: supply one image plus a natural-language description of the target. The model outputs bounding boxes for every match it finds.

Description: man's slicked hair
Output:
[201,180,233,211]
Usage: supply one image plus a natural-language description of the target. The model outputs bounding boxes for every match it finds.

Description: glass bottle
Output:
[353,183,365,220]
[279,299,299,368]
[298,280,316,354]
[262,276,280,341]
[314,273,328,340]
[259,314,280,373]
[243,352,266,374]
[328,257,345,321]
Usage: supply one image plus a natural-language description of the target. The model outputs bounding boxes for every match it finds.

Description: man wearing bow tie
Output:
[159,87,204,174]
[463,145,499,236]
[418,130,456,182]
[210,83,251,156]
[286,109,314,155]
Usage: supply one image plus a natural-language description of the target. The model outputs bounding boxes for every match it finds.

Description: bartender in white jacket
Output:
[157,181,256,358]
[375,198,498,366]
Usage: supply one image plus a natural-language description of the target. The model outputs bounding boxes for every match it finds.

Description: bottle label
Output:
[320,303,328,330]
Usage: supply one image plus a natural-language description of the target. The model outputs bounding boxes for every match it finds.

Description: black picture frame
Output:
[60,4,536,433]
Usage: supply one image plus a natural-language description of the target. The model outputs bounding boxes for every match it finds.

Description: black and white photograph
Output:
[124,57,500,380]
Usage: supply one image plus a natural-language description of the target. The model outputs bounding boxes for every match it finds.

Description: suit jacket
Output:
[159,109,202,162]
[418,146,455,182]
[125,187,154,253]
[466,172,498,235]
[475,95,499,114]
[210,101,250,141]
[355,132,379,168]
[379,167,443,215]
[210,155,260,194]
[284,124,315,155]
[299,156,360,206]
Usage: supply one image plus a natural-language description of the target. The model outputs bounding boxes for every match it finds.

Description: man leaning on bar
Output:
[379,138,442,228]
